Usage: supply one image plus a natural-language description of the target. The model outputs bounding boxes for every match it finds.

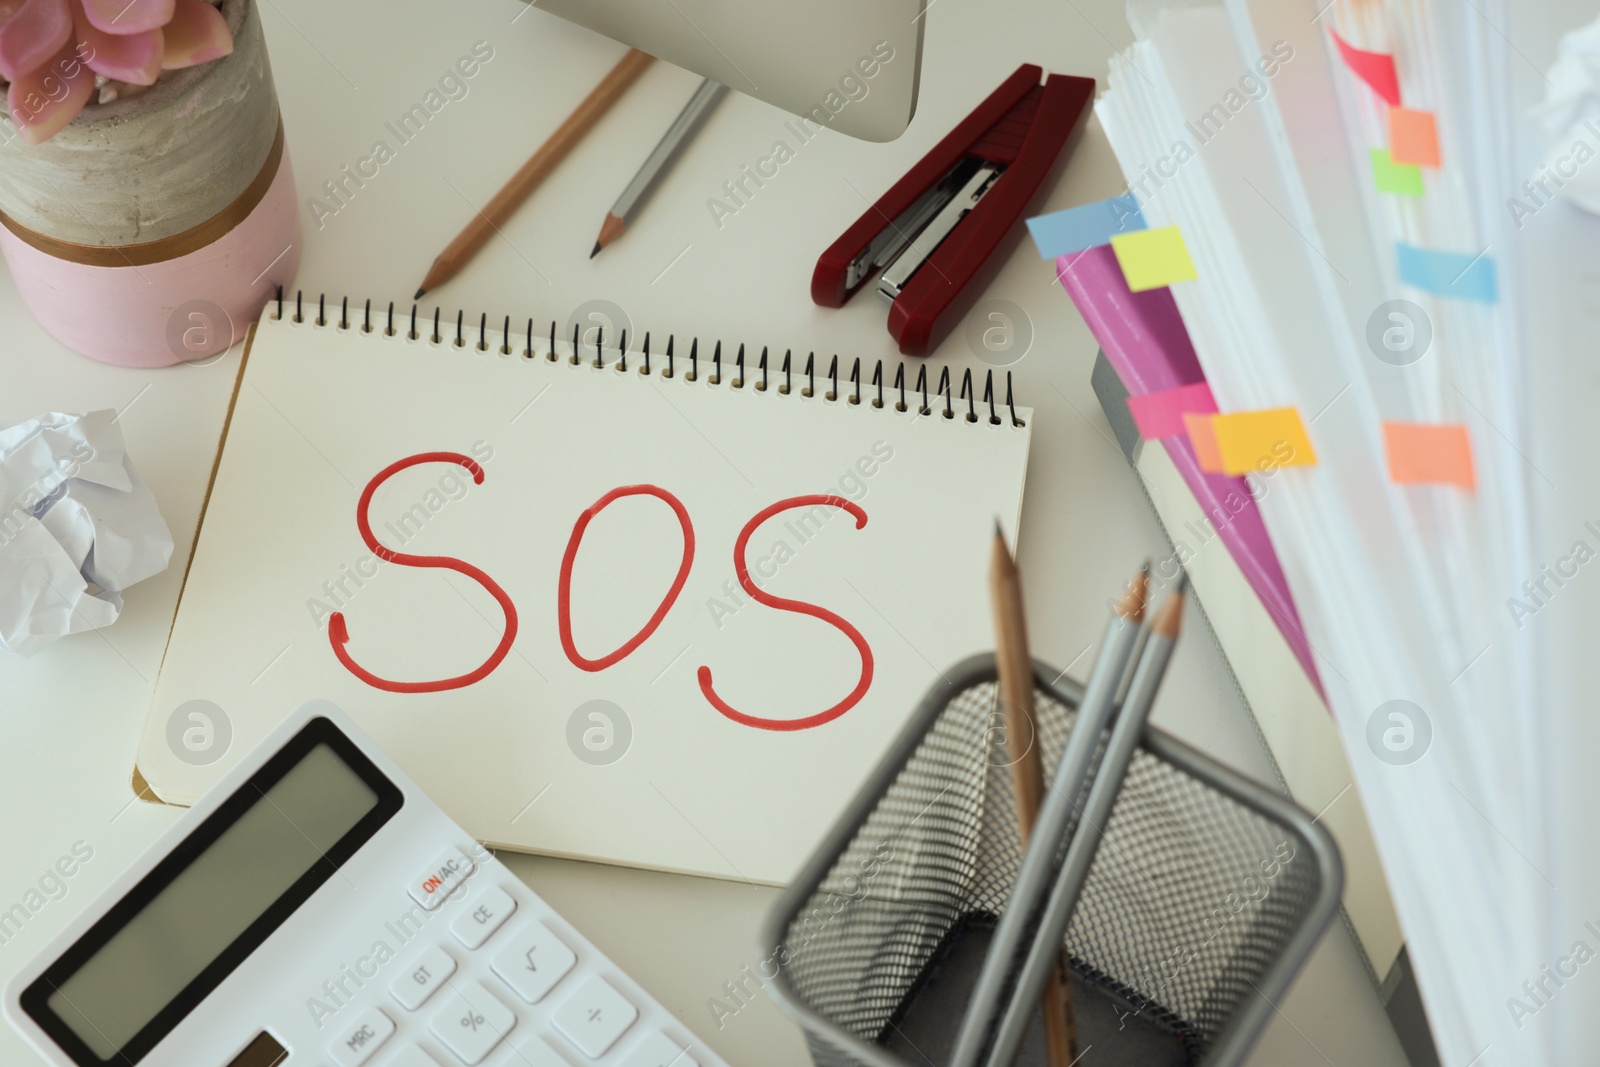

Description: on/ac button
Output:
[408,847,475,910]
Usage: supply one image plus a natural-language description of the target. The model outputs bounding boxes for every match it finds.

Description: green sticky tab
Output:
[1370,148,1424,196]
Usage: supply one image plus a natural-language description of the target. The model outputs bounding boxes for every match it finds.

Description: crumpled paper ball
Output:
[0,409,173,656]
[1532,14,1600,217]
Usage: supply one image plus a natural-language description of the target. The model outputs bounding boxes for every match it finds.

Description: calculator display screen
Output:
[22,718,403,1065]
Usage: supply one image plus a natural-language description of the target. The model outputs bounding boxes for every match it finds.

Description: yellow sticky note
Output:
[1211,408,1317,476]
[1183,412,1225,474]
[1370,148,1424,196]
[1110,226,1197,292]
[1383,422,1474,489]
[1389,107,1441,168]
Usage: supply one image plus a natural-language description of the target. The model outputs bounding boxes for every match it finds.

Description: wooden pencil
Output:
[952,565,1148,1067]
[985,572,1189,1067]
[990,524,1044,835]
[415,48,654,297]
[989,522,1078,1067]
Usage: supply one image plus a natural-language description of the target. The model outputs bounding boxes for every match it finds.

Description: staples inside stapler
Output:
[813,64,1096,355]
[849,160,1005,301]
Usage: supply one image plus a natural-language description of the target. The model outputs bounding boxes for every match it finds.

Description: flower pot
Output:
[0,0,299,368]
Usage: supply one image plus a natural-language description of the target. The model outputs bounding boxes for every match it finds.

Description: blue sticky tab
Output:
[1026,195,1147,258]
[1396,242,1498,304]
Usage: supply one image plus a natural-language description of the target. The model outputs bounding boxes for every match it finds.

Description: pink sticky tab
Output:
[1330,28,1400,106]
[1127,382,1218,440]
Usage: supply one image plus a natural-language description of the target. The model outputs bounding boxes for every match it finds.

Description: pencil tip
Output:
[413,287,426,300]
[1114,567,1149,621]
[994,517,1004,540]
[595,213,627,254]
[1152,578,1186,637]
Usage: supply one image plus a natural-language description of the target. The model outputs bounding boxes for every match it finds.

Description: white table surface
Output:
[0,1,1411,1064]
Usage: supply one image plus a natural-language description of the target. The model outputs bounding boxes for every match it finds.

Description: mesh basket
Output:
[762,654,1342,1067]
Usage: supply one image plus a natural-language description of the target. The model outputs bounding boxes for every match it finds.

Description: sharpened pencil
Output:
[592,78,727,257]
[416,48,654,296]
[952,564,1149,1067]
[985,572,1188,1067]
[988,523,1078,1067]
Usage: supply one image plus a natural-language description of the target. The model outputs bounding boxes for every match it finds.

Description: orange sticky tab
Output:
[1389,107,1440,167]
[1183,412,1226,474]
[1212,408,1318,476]
[1383,422,1474,489]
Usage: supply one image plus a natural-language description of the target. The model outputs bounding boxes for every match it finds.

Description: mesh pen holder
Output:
[763,654,1342,1067]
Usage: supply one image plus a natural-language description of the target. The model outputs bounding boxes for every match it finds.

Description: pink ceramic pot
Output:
[0,0,299,367]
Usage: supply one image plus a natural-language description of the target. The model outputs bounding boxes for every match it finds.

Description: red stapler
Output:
[812,64,1094,356]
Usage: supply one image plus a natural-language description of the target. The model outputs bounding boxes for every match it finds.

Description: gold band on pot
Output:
[0,118,285,268]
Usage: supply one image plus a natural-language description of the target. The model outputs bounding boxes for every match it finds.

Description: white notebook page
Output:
[140,307,1033,883]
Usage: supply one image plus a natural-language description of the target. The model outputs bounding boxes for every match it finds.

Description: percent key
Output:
[430,982,516,1064]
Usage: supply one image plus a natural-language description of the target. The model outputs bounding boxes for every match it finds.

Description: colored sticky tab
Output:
[1110,226,1197,292]
[1211,408,1318,476]
[1184,412,1226,474]
[1330,29,1400,106]
[1370,148,1424,196]
[1389,107,1440,167]
[1128,382,1218,440]
[1397,242,1498,303]
[1383,422,1475,489]
[1027,195,1146,258]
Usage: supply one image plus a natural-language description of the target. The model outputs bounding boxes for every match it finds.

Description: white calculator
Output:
[4,701,728,1067]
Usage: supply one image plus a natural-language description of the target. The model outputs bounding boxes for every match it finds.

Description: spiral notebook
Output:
[138,296,1034,883]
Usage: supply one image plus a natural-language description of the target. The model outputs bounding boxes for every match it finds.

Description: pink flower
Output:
[79,0,172,36]
[72,5,161,86]
[2,0,232,144]
[7,38,91,143]
[160,0,228,69]
[0,0,72,83]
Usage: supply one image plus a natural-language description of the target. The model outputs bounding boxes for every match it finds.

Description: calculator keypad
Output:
[552,975,639,1058]
[449,885,515,949]
[328,1005,394,1066]
[408,848,476,911]
[490,921,577,1004]
[385,1049,443,1067]
[371,860,711,1067]
[390,944,456,1012]
[618,1032,701,1067]
[499,1030,573,1066]
[428,981,516,1065]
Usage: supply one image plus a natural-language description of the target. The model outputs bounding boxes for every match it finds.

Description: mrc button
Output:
[408,847,476,910]
[329,1005,394,1067]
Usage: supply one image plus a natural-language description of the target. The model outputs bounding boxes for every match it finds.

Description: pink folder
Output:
[1058,245,1324,697]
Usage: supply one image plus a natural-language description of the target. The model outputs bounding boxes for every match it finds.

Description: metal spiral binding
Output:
[269,289,1027,428]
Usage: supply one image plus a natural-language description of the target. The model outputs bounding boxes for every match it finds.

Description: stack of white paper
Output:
[1097,0,1566,1061]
